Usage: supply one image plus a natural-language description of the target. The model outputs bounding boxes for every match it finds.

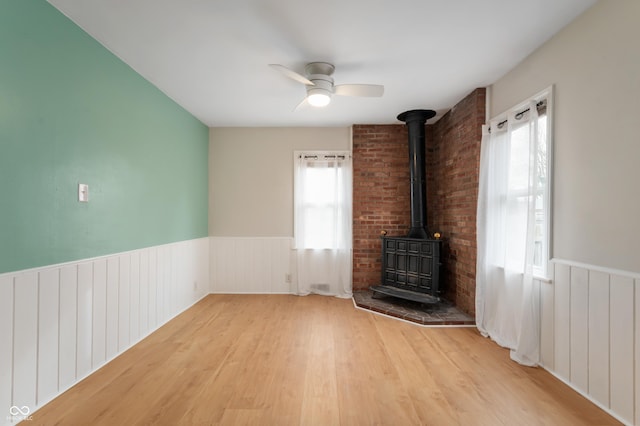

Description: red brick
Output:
[352,89,485,317]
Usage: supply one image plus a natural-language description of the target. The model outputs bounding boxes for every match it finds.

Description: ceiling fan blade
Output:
[269,64,314,86]
[334,84,384,97]
[294,97,309,111]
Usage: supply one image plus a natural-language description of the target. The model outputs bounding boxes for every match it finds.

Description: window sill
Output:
[490,264,552,284]
[533,274,552,284]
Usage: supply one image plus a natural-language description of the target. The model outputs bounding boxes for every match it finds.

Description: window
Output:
[481,87,552,278]
[505,104,550,275]
[293,152,351,250]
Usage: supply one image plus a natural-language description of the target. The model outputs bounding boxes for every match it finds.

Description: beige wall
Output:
[209,127,351,237]
[489,0,640,273]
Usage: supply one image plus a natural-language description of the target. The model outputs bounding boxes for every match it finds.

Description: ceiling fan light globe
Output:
[307,93,331,107]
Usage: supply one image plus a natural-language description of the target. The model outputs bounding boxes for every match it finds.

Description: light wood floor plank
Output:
[26,294,621,426]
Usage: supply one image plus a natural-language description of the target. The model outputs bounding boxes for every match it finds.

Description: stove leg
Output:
[371,290,384,299]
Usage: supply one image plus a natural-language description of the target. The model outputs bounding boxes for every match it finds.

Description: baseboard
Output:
[541,365,632,426]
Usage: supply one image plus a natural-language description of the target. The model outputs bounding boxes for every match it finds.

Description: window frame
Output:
[293,150,351,250]
[490,86,554,279]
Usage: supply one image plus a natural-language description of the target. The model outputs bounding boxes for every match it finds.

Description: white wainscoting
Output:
[0,237,209,425]
[540,259,640,426]
[210,237,294,294]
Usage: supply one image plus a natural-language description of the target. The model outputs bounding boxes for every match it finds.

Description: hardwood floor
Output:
[28,294,620,425]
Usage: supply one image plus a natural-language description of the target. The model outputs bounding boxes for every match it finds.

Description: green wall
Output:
[0,1,209,274]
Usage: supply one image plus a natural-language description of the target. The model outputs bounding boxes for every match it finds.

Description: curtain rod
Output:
[299,155,347,160]
[494,99,547,130]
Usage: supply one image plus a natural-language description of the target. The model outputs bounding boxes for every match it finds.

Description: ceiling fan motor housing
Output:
[306,74,334,97]
[305,62,336,101]
[304,62,335,76]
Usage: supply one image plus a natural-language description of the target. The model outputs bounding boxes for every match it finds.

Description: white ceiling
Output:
[48,0,596,127]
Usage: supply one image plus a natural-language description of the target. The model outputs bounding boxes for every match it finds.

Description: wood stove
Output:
[371,109,442,304]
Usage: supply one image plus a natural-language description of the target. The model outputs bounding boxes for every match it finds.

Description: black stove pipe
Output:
[397,109,436,239]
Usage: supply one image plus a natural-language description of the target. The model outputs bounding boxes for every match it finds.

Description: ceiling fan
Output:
[269,62,384,109]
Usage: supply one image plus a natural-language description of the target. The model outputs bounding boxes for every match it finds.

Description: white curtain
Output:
[294,153,352,298]
[476,101,541,366]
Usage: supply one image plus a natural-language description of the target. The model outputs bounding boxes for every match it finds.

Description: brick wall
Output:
[352,88,485,316]
[352,124,409,290]
[427,88,485,315]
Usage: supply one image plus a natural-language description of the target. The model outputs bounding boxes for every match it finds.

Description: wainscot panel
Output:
[0,238,209,426]
[210,237,294,294]
[542,259,640,426]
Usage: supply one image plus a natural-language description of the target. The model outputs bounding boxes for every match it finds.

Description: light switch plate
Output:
[78,183,89,202]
